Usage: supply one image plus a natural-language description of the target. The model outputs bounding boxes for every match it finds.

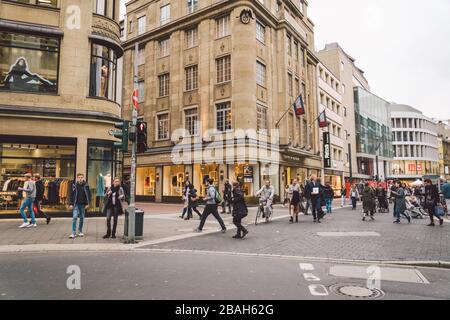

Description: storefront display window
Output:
[0,137,75,214]
[193,164,219,197]
[163,165,185,197]
[87,141,114,211]
[137,167,156,196]
[0,32,59,93]
[324,173,342,197]
[89,43,117,102]
[234,164,254,197]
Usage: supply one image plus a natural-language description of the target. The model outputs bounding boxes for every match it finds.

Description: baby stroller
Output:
[377,196,389,213]
[405,195,427,219]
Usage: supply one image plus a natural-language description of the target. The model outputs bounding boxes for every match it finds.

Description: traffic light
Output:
[136,120,148,153]
[112,121,130,152]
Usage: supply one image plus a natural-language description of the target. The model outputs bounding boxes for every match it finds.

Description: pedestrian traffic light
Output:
[111,121,130,152]
[136,120,148,153]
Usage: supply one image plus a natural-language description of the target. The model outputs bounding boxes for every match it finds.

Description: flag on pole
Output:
[132,89,139,109]
[293,95,306,117]
[318,110,328,128]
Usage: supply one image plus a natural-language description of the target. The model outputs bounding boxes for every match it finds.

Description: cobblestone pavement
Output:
[141,204,450,263]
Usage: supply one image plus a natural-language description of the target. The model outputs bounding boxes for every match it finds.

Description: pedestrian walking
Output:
[341,186,347,207]
[350,184,359,210]
[423,179,443,227]
[289,179,301,223]
[102,178,125,239]
[391,181,411,224]
[304,179,312,216]
[17,173,37,228]
[283,184,291,208]
[180,180,191,219]
[187,184,202,220]
[231,182,249,239]
[33,173,51,225]
[68,173,91,239]
[195,179,227,233]
[442,180,450,214]
[308,175,323,223]
[323,182,334,215]
[221,180,232,214]
[361,183,376,221]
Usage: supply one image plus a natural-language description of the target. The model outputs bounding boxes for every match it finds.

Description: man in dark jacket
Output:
[68,173,91,239]
[221,180,232,214]
[309,175,323,223]
[424,179,443,226]
[231,182,248,239]
[33,174,51,225]
[304,179,313,215]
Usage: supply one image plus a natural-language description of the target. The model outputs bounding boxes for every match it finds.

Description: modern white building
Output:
[389,104,439,181]
[317,62,345,194]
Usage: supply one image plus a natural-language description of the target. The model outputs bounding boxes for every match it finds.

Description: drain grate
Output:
[329,283,385,299]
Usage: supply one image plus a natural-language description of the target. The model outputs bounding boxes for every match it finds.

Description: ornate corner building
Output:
[122,0,322,203]
[0,0,123,216]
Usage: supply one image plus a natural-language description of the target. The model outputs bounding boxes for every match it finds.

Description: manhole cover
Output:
[329,284,385,299]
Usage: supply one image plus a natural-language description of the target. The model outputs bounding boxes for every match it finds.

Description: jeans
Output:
[198,204,226,231]
[106,206,119,236]
[72,204,86,234]
[325,198,333,213]
[351,197,357,209]
[395,207,409,221]
[311,196,321,220]
[20,198,35,224]
[305,198,312,214]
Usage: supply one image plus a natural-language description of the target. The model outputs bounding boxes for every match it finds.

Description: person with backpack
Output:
[33,174,51,225]
[231,181,249,239]
[195,179,226,233]
[423,179,443,227]
[18,173,37,228]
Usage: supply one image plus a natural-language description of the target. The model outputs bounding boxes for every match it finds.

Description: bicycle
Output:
[255,198,273,225]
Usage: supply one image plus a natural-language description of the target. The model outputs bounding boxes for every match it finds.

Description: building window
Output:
[185,65,198,91]
[295,78,300,96]
[185,27,198,48]
[93,0,107,16]
[257,104,268,134]
[159,38,170,57]
[137,16,146,35]
[294,41,299,60]
[138,80,145,103]
[89,43,117,101]
[0,32,59,93]
[216,102,232,132]
[187,0,198,14]
[216,55,231,84]
[129,20,133,33]
[286,34,292,56]
[288,73,293,96]
[256,21,265,43]
[158,73,170,97]
[160,4,170,25]
[256,61,266,87]
[137,45,145,65]
[157,113,169,140]
[185,108,199,136]
[216,15,230,39]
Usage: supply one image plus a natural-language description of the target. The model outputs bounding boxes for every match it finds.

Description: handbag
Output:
[435,205,445,217]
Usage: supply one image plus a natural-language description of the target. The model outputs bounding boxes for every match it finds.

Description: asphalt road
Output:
[1,251,449,300]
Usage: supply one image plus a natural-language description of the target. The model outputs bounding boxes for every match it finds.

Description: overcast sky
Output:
[120,0,450,120]
[309,0,450,120]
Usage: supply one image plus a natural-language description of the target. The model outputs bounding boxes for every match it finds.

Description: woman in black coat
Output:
[424,179,443,226]
[102,178,125,239]
[232,182,249,239]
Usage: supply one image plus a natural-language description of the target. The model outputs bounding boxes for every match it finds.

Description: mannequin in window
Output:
[97,173,105,197]
[100,64,109,97]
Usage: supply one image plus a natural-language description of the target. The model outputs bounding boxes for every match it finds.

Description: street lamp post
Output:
[347,132,353,185]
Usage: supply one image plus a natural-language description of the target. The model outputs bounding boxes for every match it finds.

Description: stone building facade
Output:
[122,0,322,202]
[0,0,123,215]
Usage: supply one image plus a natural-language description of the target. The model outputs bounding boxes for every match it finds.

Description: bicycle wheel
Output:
[255,207,262,225]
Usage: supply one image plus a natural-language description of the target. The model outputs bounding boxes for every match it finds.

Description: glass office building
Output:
[354,87,393,179]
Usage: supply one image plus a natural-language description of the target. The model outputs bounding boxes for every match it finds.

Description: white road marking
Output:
[303,273,321,281]
[308,284,329,296]
[299,263,315,271]
[317,231,381,237]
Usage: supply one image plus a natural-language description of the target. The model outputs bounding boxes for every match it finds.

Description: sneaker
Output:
[77,232,84,237]
[19,222,30,229]
[46,217,52,225]
[241,230,249,239]
[393,220,400,224]
[27,223,37,228]
[69,234,76,239]
[221,229,227,234]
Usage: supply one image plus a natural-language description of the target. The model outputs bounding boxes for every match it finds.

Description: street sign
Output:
[323,132,331,168]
